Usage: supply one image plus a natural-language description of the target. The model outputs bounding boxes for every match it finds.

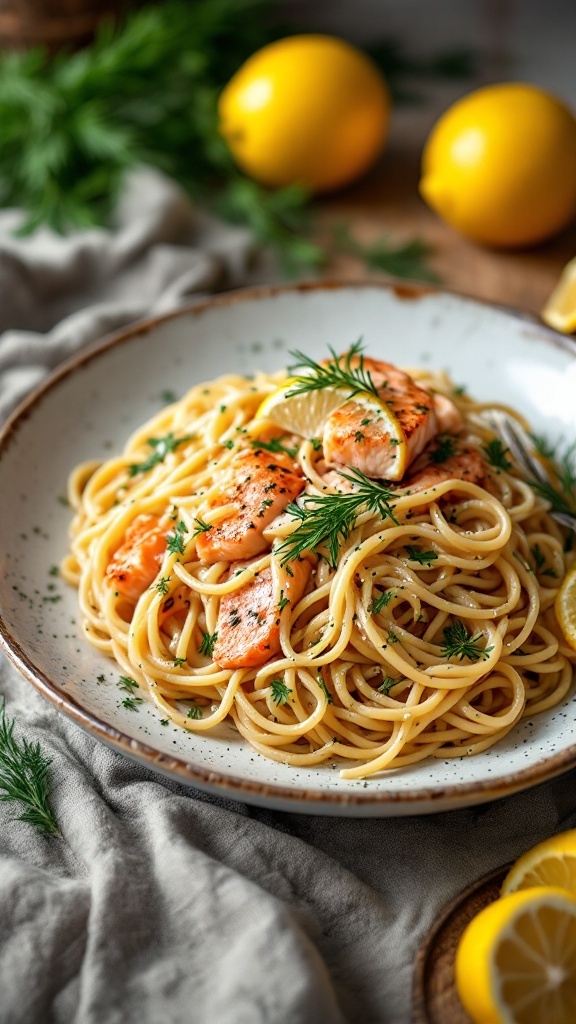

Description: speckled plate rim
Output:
[1,279,576,813]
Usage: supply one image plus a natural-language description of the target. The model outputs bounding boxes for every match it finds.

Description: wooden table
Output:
[318,88,576,317]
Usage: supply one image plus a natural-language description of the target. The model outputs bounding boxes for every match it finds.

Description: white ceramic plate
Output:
[1,282,576,816]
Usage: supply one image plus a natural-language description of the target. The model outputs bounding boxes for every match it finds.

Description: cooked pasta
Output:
[62,354,576,779]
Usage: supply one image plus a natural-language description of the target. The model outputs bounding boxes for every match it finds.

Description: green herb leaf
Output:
[441,620,493,662]
[270,678,292,706]
[316,676,333,704]
[128,432,191,476]
[120,696,143,711]
[335,225,439,283]
[166,529,186,556]
[482,439,512,471]
[118,675,139,694]
[192,517,212,537]
[0,699,60,837]
[429,433,459,465]
[250,436,298,459]
[155,575,171,595]
[370,589,394,614]
[378,676,399,695]
[187,703,203,720]
[198,631,218,657]
[287,341,381,401]
[278,467,398,567]
[405,545,438,566]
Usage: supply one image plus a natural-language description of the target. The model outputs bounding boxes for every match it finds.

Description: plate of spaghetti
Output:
[1,281,576,815]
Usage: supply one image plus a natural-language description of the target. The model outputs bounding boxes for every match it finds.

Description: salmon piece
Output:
[213,558,311,669]
[403,439,487,496]
[432,393,463,433]
[323,357,438,481]
[106,514,166,601]
[196,448,304,564]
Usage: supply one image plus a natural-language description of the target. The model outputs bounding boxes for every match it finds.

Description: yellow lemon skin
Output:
[218,35,390,194]
[455,886,576,1024]
[555,565,576,651]
[502,829,576,896]
[420,83,576,248]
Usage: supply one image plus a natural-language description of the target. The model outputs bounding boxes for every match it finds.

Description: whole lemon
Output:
[420,83,576,247]
[218,35,390,194]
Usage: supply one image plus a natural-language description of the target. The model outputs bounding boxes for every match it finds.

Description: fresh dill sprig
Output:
[441,620,494,662]
[405,545,438,566]
[429,434,459,465]
[270,678,292,706]
[192,517,212,537]
[370,589,394,614]
[482,439,512,472]
[128,432,191,476]
[187,703,203,720]
[0,700,60,837]
[250,437,298,458]
[277,592,290,612]
[527,436,576,517]
[286,341,381,402]
[198,631,218,657]
[277,468,398,567]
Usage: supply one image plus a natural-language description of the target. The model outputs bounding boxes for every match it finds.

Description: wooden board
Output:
[412,866,509,1024]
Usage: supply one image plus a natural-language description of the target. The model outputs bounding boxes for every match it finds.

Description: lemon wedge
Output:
[502,830,576,897]
[256,379,350,436]
[555,566,576,651]
[456,886,576,1024]
[542,257,576,334]
[256,380,406,473]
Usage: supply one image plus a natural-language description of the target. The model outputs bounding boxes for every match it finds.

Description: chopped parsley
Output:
[187,704,203,720]
[118,675,139,695]
[192,517,212,537]
[277,592,290,612]
[317,676,333,704]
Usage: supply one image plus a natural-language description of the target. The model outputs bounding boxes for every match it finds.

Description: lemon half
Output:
[503,830,576,897]
[456,886,576,1024]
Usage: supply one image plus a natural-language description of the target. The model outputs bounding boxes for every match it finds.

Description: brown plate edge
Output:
[1,279,576,810]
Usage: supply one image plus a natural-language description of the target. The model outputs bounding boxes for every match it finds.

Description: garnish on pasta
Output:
[61,348,576,780]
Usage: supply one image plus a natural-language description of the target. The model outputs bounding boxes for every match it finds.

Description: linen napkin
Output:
[1,167,576,1024]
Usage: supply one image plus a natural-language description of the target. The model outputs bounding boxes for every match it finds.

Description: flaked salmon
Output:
[213,557,311,669]
[196,448,304,564]
[323,358,440,481]
[106,514,166,601]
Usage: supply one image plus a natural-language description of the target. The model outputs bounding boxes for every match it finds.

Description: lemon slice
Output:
[256,381,406,474]
[456,886,576,1024]
[256,379,351,437]
[555,566,576,651]
[542,257,576,334]
[502,830,576,897]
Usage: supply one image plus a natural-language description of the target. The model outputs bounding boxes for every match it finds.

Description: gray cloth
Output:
[1,168,576,1024]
